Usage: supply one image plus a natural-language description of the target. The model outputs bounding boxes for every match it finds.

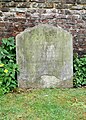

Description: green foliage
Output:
[0,37,19,95]
[73,53,86,87]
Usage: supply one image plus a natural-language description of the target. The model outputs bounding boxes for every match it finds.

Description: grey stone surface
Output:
[16,24,73,88]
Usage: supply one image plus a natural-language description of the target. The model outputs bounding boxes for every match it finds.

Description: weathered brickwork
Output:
[0,0,86,56]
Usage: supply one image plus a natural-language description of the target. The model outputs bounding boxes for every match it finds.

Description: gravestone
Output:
[16,24,73,88]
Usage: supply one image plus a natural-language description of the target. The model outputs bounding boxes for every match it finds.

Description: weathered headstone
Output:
[16,24,73,88]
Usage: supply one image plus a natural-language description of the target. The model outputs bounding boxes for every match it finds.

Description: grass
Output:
[0,88,86,120]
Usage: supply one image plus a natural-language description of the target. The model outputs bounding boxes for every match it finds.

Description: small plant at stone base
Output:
[0,37,19,95]
[73,53,86,87]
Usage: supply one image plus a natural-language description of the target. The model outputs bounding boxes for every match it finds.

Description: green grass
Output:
[0,88,86,120]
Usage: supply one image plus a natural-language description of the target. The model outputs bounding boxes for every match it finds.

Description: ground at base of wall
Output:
[0,88,86,120]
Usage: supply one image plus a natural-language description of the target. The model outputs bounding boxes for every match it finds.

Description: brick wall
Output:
[0,0,86,56]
